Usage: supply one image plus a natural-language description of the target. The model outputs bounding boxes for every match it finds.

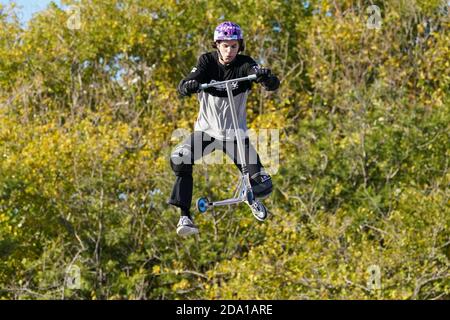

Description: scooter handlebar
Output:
[199,74,257,90]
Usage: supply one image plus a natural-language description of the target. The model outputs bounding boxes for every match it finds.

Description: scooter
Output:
[196,74,268,221]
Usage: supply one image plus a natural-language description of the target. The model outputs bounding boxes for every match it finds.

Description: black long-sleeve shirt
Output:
[178,51,280,141]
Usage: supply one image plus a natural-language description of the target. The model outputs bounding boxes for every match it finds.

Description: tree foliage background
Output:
[0,0,448,299]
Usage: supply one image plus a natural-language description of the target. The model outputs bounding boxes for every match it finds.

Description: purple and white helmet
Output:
[213,21,243,41]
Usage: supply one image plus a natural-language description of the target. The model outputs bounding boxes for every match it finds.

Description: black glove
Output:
[181,80,200,95]
[256,68,272,83]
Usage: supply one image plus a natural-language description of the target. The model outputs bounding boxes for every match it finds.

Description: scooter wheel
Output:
[251,200,268,222]
[197,197,209,213]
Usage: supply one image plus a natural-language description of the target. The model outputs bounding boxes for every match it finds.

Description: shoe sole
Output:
[177,226,199,236]
[252,211,268,222]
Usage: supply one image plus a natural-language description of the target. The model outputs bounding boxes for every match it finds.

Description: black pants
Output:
[168,131,264,211]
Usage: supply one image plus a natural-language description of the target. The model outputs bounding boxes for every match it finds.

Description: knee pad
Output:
[170,144,193,175]
[250,171,273,200]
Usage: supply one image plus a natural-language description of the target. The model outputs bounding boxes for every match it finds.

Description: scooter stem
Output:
[225,81,253,204]
[225,81,247,171]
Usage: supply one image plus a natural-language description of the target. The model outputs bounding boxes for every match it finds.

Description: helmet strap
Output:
[216,47,224,62]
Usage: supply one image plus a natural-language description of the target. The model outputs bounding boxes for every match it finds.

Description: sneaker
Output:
[176,216,199,236]
[250,200,268,222]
